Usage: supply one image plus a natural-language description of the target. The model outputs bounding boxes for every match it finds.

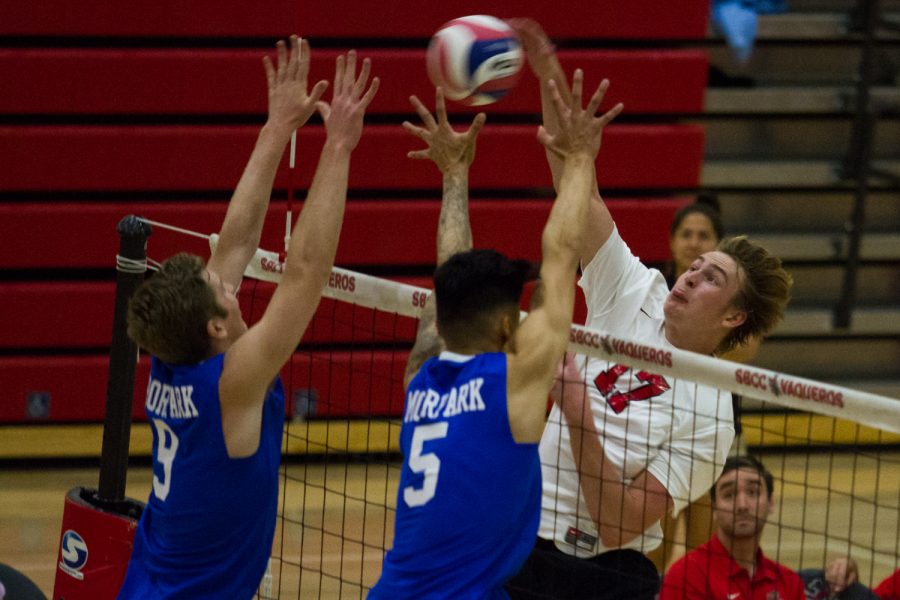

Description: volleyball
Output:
[426,15,523,106]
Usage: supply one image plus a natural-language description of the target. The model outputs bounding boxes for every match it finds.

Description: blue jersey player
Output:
[369,76,624,599]
[118,38,379,599]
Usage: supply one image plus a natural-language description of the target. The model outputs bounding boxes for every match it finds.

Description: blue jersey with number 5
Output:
[369,352,541,599]
[118,354,284,600]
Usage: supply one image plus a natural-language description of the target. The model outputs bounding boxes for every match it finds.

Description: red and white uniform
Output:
[538,228,735,556]
[659,534,806,600]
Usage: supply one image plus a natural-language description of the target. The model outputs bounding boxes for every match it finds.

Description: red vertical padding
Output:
[53,488,144,599]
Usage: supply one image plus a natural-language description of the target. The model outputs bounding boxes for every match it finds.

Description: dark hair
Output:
[670,196,725,242]
[716,236,793,353]
[434,249,532,347]
[127,253,227,365]
[710,455,775,502]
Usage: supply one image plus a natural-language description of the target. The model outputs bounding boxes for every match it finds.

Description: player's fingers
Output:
[467,112,487,140]
[536,125,554,147]
[598,102,624,127]
[333,54,345,96]
[353,57,371,98]
[276,40,288,82]
[262,56,276,91]
[343,50,357,94]
[407,150,431,160]
[308,80,329,105]
[435,87,449,126]
[548,79,570,123]
[315,100,331,121]
[360,76,380,108]
[409,95,437,130]
[570,68,584,111]
[402,120,429,140]
[298,38,311,84]
[585,78,609,117]
[288,35,301,79]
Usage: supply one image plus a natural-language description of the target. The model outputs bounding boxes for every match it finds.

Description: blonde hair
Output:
[717,236,792,353]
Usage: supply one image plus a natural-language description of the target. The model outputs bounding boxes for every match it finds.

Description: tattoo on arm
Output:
[404,296,445,388]
[406,150,473,387]
[437,169,473,264]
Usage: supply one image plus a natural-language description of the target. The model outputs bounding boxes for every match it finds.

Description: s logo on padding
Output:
[59,530,89,580]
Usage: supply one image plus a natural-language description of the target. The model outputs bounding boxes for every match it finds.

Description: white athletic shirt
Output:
[538,228,735,557]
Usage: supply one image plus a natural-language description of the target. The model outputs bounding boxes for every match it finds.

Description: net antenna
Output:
[283,130,297,258]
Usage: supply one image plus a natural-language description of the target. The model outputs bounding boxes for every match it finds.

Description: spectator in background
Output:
[664,195,725,289]
[711,0,789,64]
[875,568,900,599]
[801,556,879,600]
[801,560,900,600]
[659,455,805,600]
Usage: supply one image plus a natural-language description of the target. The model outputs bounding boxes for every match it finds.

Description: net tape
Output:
[201,233,900,435]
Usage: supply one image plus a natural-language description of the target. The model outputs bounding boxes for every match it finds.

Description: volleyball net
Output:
[128,224,899,599]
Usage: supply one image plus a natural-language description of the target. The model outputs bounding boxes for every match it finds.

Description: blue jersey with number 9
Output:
[369,351,541,599]
[117,354,284,600]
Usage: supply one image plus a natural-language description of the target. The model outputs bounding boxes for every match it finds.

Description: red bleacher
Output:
[0,351,409,422]
[1,0,708,40]
[0,125,703,191]
[0,2,708,427]
[0,49,706,115]
[0,199,682,270]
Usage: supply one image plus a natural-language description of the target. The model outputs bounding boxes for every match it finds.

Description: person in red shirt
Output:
[875,568,900,600]
[660,455,805,600]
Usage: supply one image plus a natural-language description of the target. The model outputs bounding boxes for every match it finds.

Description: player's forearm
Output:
[216,123,294,265]
[283,141,350,284]
[558,383,606,529]
[560,394,649,547]
[436,165,473,265]
[542,153,593,270]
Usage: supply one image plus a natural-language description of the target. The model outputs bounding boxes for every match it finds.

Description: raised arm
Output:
[401,88,487,388]
[219,51,379,454]
[207,36,328,290]
[551,353,671,547]
[506,71,622,443]
[511,18,617,265]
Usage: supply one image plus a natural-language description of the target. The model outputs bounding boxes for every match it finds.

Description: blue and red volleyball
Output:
[426,15,524,106]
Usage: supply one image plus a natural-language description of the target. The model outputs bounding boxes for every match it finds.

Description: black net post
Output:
[98,215,152,504]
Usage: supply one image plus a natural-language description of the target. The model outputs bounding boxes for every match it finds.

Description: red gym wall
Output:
[0,0,709,423]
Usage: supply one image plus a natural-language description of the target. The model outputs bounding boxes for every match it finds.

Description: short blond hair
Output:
[717,236,792,353]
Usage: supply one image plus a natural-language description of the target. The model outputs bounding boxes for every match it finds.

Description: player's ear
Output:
[722,307,747,330]
[207,317,228,340]
[496,310,516,349]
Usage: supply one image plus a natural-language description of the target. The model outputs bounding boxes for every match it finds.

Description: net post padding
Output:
[99,215,152,504]
[213,235,900,435]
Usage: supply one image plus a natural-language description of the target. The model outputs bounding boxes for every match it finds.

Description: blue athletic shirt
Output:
[117,353,284,600]
[369,351,542,600]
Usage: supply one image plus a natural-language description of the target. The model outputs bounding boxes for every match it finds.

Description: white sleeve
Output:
[645,397,735,516]
[579,228,666,331]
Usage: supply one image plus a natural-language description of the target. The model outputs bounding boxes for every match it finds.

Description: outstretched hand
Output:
[316,50,380,151]
[537,70,623,160]
[263,35,329,131]
[507,18,559,82]
[403,87,486,175]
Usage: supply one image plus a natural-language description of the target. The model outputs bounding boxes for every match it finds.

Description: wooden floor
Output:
[1,452,897,599]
